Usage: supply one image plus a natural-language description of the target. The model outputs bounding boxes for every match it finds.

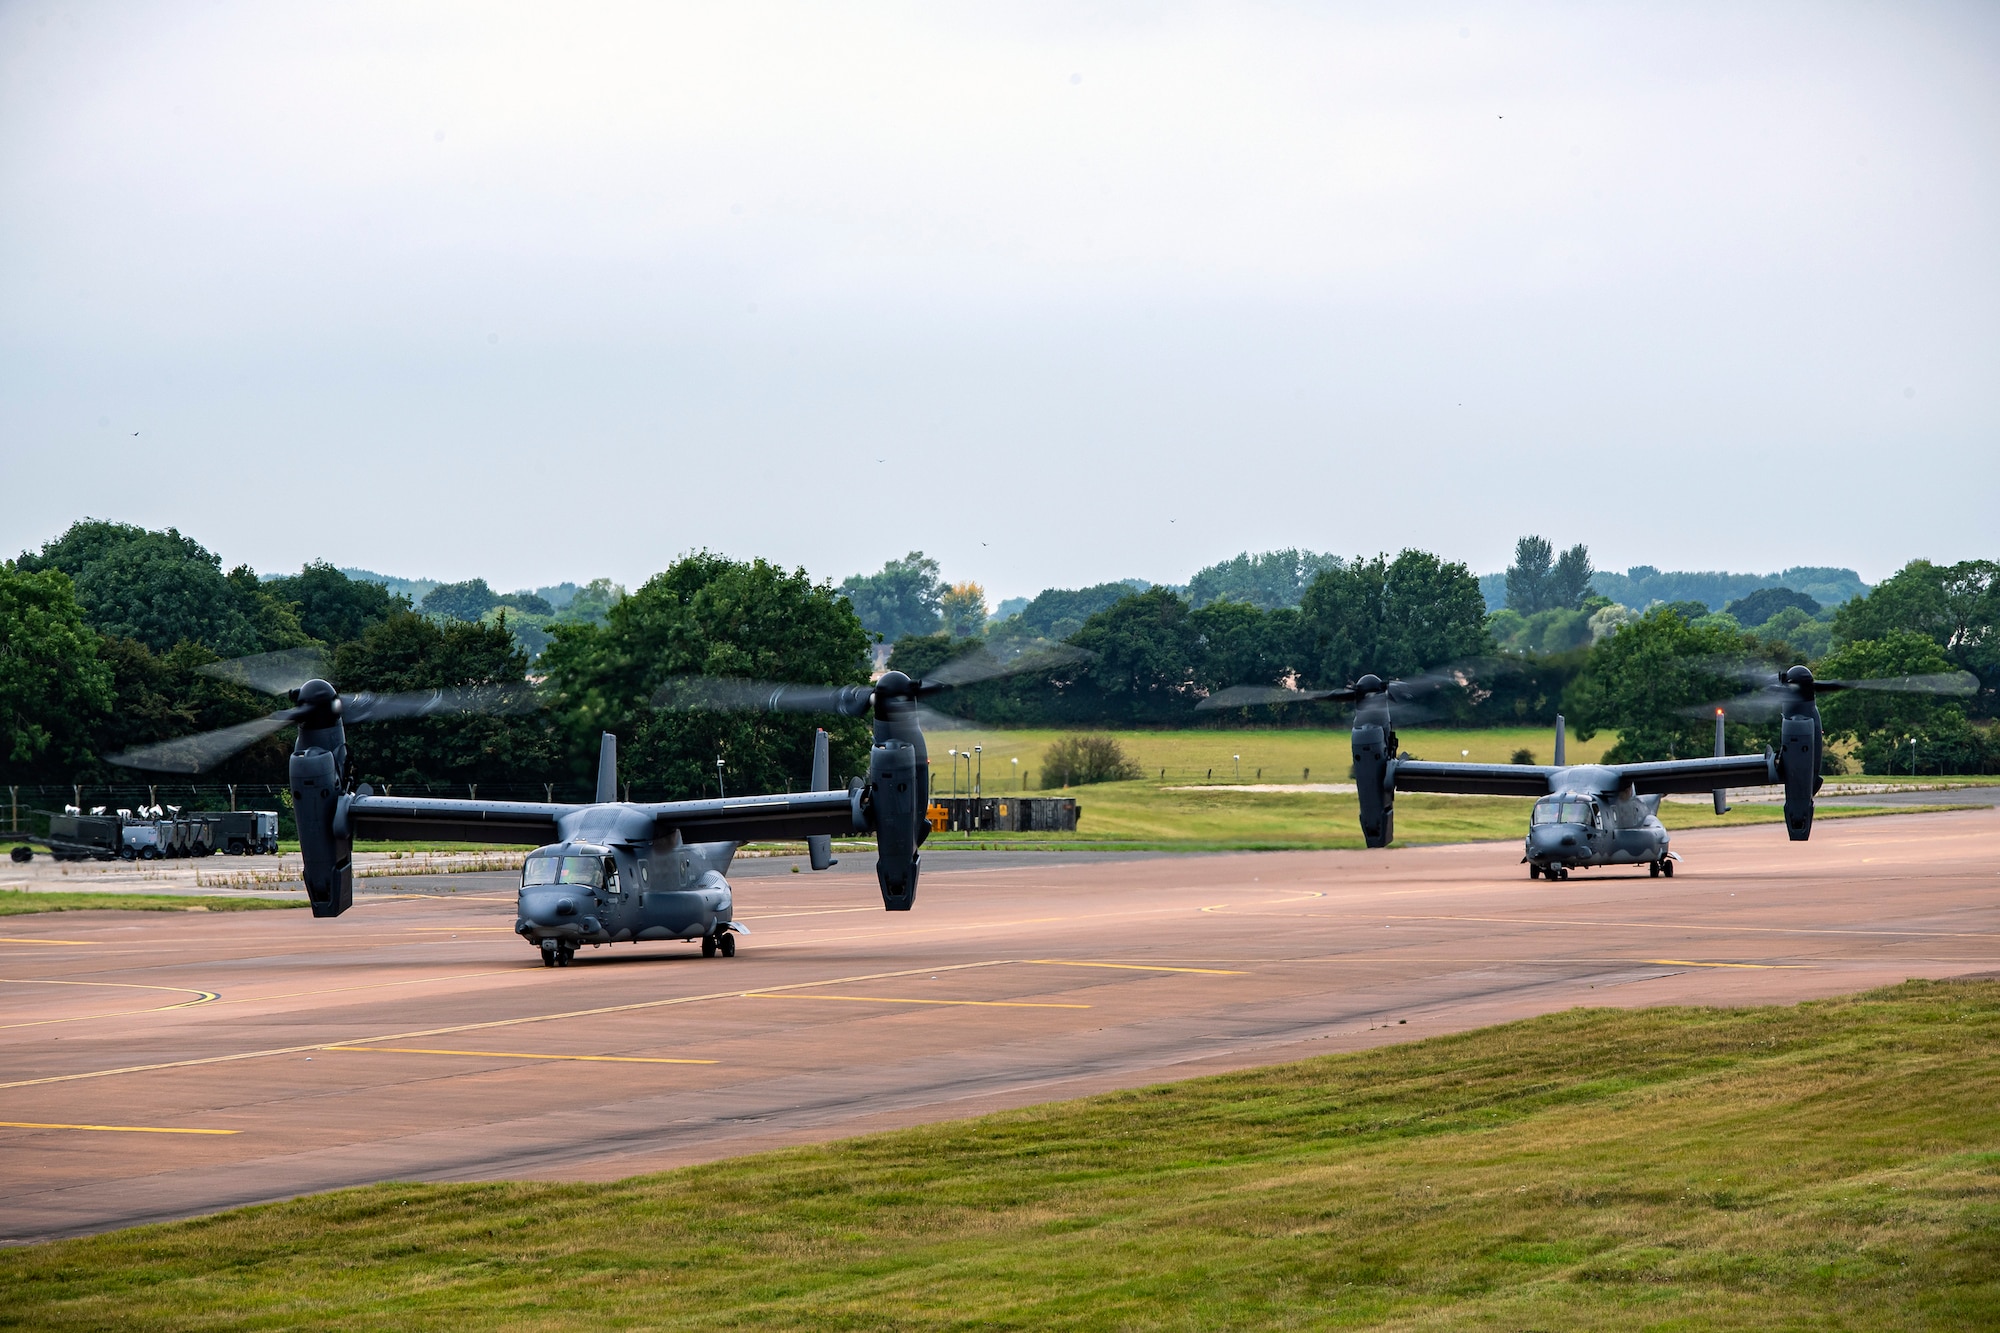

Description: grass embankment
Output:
[7,980,1996,1329]
[0,890,303,915]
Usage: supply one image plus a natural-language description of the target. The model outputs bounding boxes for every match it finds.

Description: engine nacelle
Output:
[290,747,352,917]
[1352,721,1397,849]
[1778,713,1820,842]
[867,738,922,910]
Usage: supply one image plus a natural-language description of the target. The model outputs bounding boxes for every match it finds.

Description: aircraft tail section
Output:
[595,732,618,804]
[807,728,837,871]
[1712,709,1730,815]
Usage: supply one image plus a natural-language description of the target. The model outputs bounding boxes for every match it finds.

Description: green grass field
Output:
[0,890,303,915]
[927,725,1618,788]
[912,784,1924,853]
[6,980,1994,1330]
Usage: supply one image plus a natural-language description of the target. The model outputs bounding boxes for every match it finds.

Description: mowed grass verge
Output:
[6,981,1996,1330]
[921,725,1617,784]
[0,890,302,915]
[917,784,1927,852]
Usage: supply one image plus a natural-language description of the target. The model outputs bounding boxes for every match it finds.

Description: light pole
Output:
[947,749,959,800]
[1910,735,1918,777]
[1233,754,1240,780]
[974,745,983,797]
[715,758,726,798]
[1012,756,1019,791]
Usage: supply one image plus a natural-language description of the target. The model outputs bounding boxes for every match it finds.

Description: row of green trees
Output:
[1,525,874,799]
[6,519,1994,795]
[893,554,1998,774]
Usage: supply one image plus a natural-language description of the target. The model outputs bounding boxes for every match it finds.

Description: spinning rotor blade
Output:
[105,712,296,774]
[105,679,538,773]
[1195,684,1340,711]
[1351,693,1446,726]
[918,639,1092,690]
[344,683,540,725]
[196,646,333,696]
[910,704,977,732]
[1680,669,1980,720]
[1677,690,1786,721]
[652,677,875,717]
[1817,671,1980,697]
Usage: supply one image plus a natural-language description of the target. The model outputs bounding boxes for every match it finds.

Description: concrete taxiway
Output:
[2,808,1995,1244]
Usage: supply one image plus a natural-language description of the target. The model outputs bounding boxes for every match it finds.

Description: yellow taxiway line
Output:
[0,937,93,947]
[1644,959,1810,969]
[743,994,1090,1009]
[1029,959,1247,975]
[324,1046,716,1064]
[0,957,1231,1091]
[0,977,220,1029]
[0,1120,237,1135]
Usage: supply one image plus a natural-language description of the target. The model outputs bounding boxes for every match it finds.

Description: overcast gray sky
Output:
[3,1,1994,602]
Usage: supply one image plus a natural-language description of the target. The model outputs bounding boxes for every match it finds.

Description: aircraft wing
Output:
[346,796,569,845]
[645,789,864,844]
[1390,761,1560,797]
[1606,752,1777,796]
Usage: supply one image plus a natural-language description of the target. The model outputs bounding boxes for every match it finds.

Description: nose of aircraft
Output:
[1528,824,1580,860]
[519,889,580,927]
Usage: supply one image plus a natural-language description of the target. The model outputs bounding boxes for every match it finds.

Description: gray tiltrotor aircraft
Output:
[110,645,1074,966]
[1203,664,1976,880]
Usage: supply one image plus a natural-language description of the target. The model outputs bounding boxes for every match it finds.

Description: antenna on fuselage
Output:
[596,732,618,804]
[1712,708,1730,815]
[1554,714,1567,767]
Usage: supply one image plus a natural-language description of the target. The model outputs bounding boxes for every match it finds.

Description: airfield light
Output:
[1012,756,1019,791]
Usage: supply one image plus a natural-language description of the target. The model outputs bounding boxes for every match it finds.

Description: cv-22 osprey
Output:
[110,645,1076,966]
[1203,665,1977,880]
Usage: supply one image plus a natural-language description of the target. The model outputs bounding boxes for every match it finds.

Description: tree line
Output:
[5,522,1995,801]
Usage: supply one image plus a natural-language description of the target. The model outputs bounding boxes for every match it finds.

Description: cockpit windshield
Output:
[522,855,605,888]
[1531,799,1595,826]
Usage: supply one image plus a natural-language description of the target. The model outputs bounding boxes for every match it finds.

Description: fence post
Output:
[468,784,477,801]
[227,784,237,811]
[544,783,553,802]
[7,786,15,832]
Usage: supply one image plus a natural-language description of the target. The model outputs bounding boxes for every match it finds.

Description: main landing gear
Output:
[540,941,575,968]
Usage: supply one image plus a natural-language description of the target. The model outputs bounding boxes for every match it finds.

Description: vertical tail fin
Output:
[1553,715,1567,768]
[596,732,618,804]
[808,728,836,870]
[1712,708,1730,815]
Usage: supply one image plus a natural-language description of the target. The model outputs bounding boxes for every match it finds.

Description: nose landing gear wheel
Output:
[702,935,718,958]
[541,943,558,968]
[1649,860,1660,878]
[719,931,736,957]
[1555,866,1569,881]
[1662,859,1674,878]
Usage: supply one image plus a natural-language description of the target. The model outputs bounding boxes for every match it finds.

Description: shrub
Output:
[1040,734,1142,787]
[1510,748,1535,765]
